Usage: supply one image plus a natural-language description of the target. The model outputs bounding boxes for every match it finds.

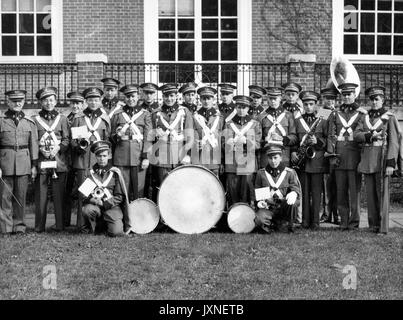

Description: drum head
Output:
[127,198,160,234]
[158,165,225,234]
[227,203,256,234]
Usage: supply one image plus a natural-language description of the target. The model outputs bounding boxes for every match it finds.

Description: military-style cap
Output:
[264,143,284,155]
[120,84,139,96]
[266,87,284,97]
[5,90,27,101]
[140,83,159,93]
[197,86,217,97]
[249,85,267,98]
[321,87,339,99]
[234,95,253,107]
[83,87,104,99]
[101,78,120,88]
[159,83,178,95]
[67,91,84,102]
[282,82,302,93]
[338,83,359,94]
[90,140,112,155]
[365,86,386,98]
[299,91,321,102]
[179,83,197,95]
[36,87,58,100]
[218,83,237,94]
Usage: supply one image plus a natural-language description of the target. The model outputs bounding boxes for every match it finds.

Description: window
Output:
[333,0,403,62]
[145,0,252,85]
[0,0,63,63]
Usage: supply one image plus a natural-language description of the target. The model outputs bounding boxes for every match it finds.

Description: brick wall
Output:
[63,0,144,63]
[252,0,333,63]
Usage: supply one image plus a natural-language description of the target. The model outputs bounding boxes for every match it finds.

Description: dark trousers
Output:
[255,201,298,233]
[76,169,87,229]
[35,172,67,232]
[118,166,145,202]
[322,170,339,222]
[82,204,124,237]
[63,167,78,227]
[226,173,254,207]
[364,173,382,230]
[0,175,29,233]
[142,165,159,202]
[335,170,361,229]
[301,172,323,229]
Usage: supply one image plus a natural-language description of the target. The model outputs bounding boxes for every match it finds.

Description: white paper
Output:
[40,161,58,169]
[71,126,89,140]
[317,108,332,121]
[78,178,97,197]
[255,187,272,201]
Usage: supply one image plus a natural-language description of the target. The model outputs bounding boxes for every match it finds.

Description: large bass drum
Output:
[158,165,225,234]
[227,203,256,234]
[127,198,160,234]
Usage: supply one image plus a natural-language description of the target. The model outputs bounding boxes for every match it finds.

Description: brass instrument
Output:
[79,138,90,150]
[92,187,105,200]
[44,137,58,180]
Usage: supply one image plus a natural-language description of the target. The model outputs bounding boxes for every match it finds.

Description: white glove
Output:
[141,159,150,170]
[286,191,298,206]
[237,136,247,145]
[181,155,191,165]
[257,201,268,209]
[227,138,235,146]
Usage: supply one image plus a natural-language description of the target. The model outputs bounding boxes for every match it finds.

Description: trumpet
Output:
[92,187,105,200]
[79,138,90,150]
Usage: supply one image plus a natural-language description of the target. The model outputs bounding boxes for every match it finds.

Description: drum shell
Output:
[127,198,160,234]
[227,203,256,234]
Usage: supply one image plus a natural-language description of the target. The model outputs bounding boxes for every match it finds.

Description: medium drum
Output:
[227,203,256,234]
[127,198,160,234]
[158,165,225,234]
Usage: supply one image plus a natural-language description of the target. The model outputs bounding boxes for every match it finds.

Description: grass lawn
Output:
[0,227,402,300]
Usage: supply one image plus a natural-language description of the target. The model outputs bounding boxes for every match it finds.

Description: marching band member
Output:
[295,91,327,230]
[282,82,303,116]
[192,86,223,175]
[81,141,128,237]
[110,84,152,201]
[150,83,194,199]
[354,86,400,234]
[33,87,70,233]
[320,87,340,225]
[101,78,123,118]
[327,83,367,231]
[70,87,110,230]
[248,85,268,122]
[179,82,198,114]
[261,87,297,168]
[218,84,237,124]
[253,138,301,233]
[0,90,38,235]
[223,95,262,206]
[63,91,85,228]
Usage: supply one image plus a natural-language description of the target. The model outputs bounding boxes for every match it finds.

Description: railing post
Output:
[76,53,108,90]
[287,54,317,91]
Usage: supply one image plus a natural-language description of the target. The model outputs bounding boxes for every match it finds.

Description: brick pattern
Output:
[63,0,144,63]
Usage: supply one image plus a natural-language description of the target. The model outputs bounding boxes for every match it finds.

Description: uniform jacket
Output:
[327,103,367,170]
[253,163,301,202]
[249,105,268,123]
[0,110,39,176]
[283,101,304,118]
[110,105,152,167]
[140,100,160,114]
[295,113,327,173]
[70,108,110,170]
[354,108,400,174]
[102,97,120,113]
[223,114,262,175]
[149,103,194,168]
[219,102,237,128]
[192,107,223,170]
[182,102,198,114]
[33,110,70,173]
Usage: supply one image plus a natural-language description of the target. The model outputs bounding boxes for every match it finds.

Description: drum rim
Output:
[129,198,158,207]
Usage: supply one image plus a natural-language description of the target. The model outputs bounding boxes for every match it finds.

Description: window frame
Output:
[332,0,403,64]
[0,0,63,63]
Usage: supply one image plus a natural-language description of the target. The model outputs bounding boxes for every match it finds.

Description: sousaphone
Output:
[330,55,361,97]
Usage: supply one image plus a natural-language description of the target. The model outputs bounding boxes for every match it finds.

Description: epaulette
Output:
[357,107,368,115]
[285,167,295,173]
[24,115,36,124]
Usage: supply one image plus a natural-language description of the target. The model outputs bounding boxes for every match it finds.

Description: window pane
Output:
[221,0,237,16]
[344,0,358,9]
[202,32,219,38]
[221,32,237,38]
[20,36,34,55]
[344,34,358,53]
[20,14,34,33]
[221,19,237,31]
[395,14,403,32]
[159,19,175,31]
[344,12,358,32]
[178,32,194,39]
[361,0,375,10]
[178,19,194,30]
[2,0,16,11]
[396,0,403,10]
[2,14,16,33]
[221,41,237,60]
[378,13,391,32]
[377,35,391,54]
[202,19,218,38]
[159,41,175,60]
[202,0,218,16]
[37,0,51,12]
[361,35,374,54]
[37,36,51,55]
[159,33,175,39]
[378,0,392,10]
[178,0,194,16]
[19,0,34,12]
[394,36,403,55]
[37,14,51,33]
[2,36,16,55]
[361,13,374,32]
[202,41,218,60]
[178,41,194,61]
[159,0,175,16]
